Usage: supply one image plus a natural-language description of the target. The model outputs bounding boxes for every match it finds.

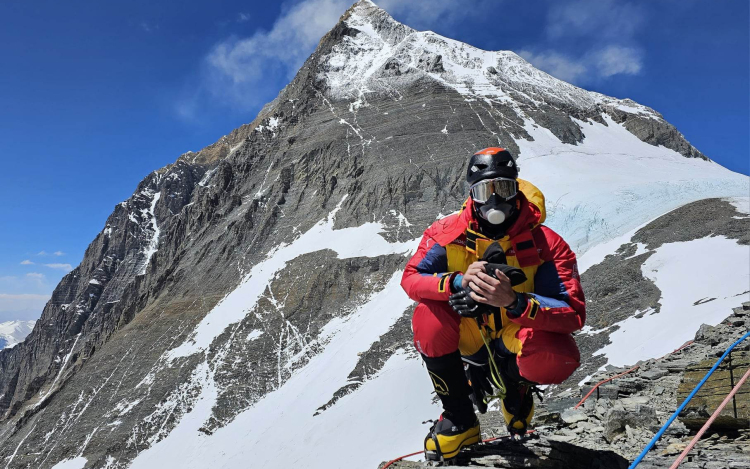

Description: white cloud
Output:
[593,45,642,77]
[0,293,50,303]
[44,263,73,271]
[546,0,645,41]
[140,21,158,33]
[25,272,46,288]
[53,251,65,256]
[238,12,251,23]
[520,46,642,85]
[20,260,34,265]
[0,274,51,294]
[203,0,350,109]
[518,50,588,84]
[37,250,48,256]
[518,0,646,84]
[189,0,488,114]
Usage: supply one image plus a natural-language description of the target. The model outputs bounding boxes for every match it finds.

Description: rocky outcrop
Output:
[0,161,207,420]
[678,333,749,430]
[380,434,629,468]
[383,302,750,468]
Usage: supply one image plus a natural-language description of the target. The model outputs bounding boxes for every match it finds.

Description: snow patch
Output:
[168,196,418,359]
[49,457,87,469]
[518,115,749,256]
[114,398,142,416]
[198,167,218,187]
[34,333,81,407]
[139,191,161,275]
[129,273,438,469]
[594,235,750,367]
[725,196,750,216]
[624,243,649,260]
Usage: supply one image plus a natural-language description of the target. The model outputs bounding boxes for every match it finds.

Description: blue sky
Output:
[0,0,748,321]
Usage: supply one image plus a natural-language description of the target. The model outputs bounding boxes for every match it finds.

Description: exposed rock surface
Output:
[380,434,629,468]
[383,302,750,468]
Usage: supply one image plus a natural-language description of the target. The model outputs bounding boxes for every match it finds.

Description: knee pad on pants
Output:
[516,328,580,385]
[412,300,461,358]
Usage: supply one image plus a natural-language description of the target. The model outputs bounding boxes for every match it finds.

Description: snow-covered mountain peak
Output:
[324,0,660,120]
[0,320,36,349]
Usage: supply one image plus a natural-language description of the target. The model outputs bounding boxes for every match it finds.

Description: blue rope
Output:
[628,330,750,468]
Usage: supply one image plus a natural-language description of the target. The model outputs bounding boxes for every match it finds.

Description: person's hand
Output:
[448,288,484,317]
[467,269,517,308]
[461,261,488,289]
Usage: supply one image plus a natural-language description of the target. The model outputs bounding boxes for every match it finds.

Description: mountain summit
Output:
[0,1,747,468]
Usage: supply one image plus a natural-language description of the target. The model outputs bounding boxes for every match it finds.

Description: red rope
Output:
[669,366,750,468]
[574,341,694,409]
[574,365,639,409]
[381,430,536,468]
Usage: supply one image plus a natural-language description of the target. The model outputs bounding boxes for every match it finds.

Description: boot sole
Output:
[425,432,481,462]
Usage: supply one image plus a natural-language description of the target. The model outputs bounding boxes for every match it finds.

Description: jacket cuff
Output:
[505,292,528,318]
[449,272,463,294]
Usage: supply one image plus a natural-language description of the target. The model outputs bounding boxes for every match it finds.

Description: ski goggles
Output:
[468,177,518,203]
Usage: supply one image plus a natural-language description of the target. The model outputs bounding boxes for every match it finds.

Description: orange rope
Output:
[575,341,694,410]
[669,367,750,468]
[381,430,536,468]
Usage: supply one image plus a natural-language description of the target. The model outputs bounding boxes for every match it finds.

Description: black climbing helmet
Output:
[466,147,519,186]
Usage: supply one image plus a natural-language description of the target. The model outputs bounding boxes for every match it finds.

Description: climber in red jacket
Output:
[401,147,585,462]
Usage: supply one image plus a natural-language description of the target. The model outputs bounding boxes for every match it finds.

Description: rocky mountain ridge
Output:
[0,1,747,468]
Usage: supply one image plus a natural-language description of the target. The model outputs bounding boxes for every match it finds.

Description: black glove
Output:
[482,242,527,286]
[465,362,494,414]
[484,263,527,286]
[448,288,493,318]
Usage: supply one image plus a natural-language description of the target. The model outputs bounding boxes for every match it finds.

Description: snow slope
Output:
[326,0,659,117]
[597,234,750,367]
[517,116,748,255]
[130,276,438,469]
[124,200,432,469]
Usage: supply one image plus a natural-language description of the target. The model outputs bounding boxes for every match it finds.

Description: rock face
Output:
[678,350,749,430]
[0,1,747,468]
[557,302,750,469]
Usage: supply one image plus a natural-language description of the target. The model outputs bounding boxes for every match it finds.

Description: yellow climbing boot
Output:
[424,413,481,462]
[501,383,535,436]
